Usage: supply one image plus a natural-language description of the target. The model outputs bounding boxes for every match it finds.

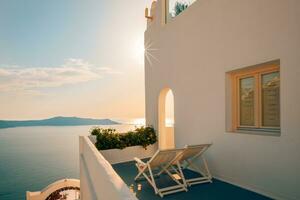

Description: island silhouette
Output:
[0,116,120,129]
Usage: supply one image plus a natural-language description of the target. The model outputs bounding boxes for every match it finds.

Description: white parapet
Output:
[100,144,157,165]
[89,135,157,164]
[79,136,138,200]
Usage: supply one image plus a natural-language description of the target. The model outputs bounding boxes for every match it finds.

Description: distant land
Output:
[0,116,120,129]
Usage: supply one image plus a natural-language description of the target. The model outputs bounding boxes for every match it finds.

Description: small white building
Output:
[144,0,300,199]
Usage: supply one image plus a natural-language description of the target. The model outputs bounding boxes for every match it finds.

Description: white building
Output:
[77,0,300,200]
[145,0,300,199]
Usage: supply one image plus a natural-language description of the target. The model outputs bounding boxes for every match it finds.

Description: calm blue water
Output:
[0,125,134,200]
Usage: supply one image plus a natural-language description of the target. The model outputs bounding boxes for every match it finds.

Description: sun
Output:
[132,38,145,65]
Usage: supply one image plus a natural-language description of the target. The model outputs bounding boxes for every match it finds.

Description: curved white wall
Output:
[26,179,80,200]
[145,0,300,199]
[79,136,138,200]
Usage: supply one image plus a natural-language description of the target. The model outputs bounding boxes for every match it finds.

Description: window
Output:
[230,63,280,134]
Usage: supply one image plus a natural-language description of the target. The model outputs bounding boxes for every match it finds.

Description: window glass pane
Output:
[167,0,197,22]
[239,77,255,126]
[261,72,280,127]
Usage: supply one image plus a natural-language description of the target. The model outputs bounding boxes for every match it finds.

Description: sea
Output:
[0,125,135,200]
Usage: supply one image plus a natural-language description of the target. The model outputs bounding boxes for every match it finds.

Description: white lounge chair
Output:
[134,149,187,197]
[174,144,213,186]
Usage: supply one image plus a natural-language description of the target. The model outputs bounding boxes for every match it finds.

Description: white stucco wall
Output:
[79,136,138,200]
[100,144,157,164]
[88,135,157,164]
[144,0,300,199]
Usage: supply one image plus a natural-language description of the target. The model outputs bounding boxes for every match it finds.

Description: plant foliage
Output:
[174,2,189,16]
[91,126,157,150]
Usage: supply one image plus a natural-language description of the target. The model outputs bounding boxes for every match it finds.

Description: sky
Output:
[0,0,152,120]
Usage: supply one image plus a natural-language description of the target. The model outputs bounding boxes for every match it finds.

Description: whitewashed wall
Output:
[100,144,157,164]
[88,135,157,164]
[145,0,300,199]
[79,136,138,200]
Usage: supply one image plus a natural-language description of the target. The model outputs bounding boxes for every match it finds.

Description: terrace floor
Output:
[112,161,272,200]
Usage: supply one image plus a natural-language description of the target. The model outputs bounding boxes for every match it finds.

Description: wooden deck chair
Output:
[134,149,187,197]
[174,144,213,187]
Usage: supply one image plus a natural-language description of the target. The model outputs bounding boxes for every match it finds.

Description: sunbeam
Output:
[144,40,159,67]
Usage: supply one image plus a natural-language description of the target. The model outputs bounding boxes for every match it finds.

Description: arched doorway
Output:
[158,88,175,150]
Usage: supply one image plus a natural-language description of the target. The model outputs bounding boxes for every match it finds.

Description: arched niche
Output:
[158,88,175,150]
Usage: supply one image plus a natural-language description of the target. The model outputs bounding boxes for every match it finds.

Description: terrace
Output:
[79,136,272,200]
[112,161,271,200]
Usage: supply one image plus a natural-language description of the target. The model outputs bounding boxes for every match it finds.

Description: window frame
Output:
[231,64,280,133]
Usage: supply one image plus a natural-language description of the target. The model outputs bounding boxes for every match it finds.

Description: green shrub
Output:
[174,2,189,16]
[91,126,157,150]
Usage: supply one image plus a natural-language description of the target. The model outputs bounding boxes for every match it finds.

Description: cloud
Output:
[0,58,119,92]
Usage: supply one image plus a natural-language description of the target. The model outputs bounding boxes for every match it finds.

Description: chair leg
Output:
[184,156,213,186]
[176,162,188,188]
[156,164,168,176]
[202,157,212,182]
[136,163,188,197]
[164,167,187,191]
[134,164,145,181]
[148,164,159,195]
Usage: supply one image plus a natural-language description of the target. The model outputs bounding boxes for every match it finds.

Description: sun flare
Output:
[133,38,145,65]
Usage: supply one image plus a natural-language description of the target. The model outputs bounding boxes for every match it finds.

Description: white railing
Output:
[79,136,138,200]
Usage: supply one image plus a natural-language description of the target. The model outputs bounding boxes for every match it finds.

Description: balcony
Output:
[79,136,271,200]
[113,161,271,200]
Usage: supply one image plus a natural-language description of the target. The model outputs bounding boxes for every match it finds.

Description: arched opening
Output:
[158,88,175,150]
